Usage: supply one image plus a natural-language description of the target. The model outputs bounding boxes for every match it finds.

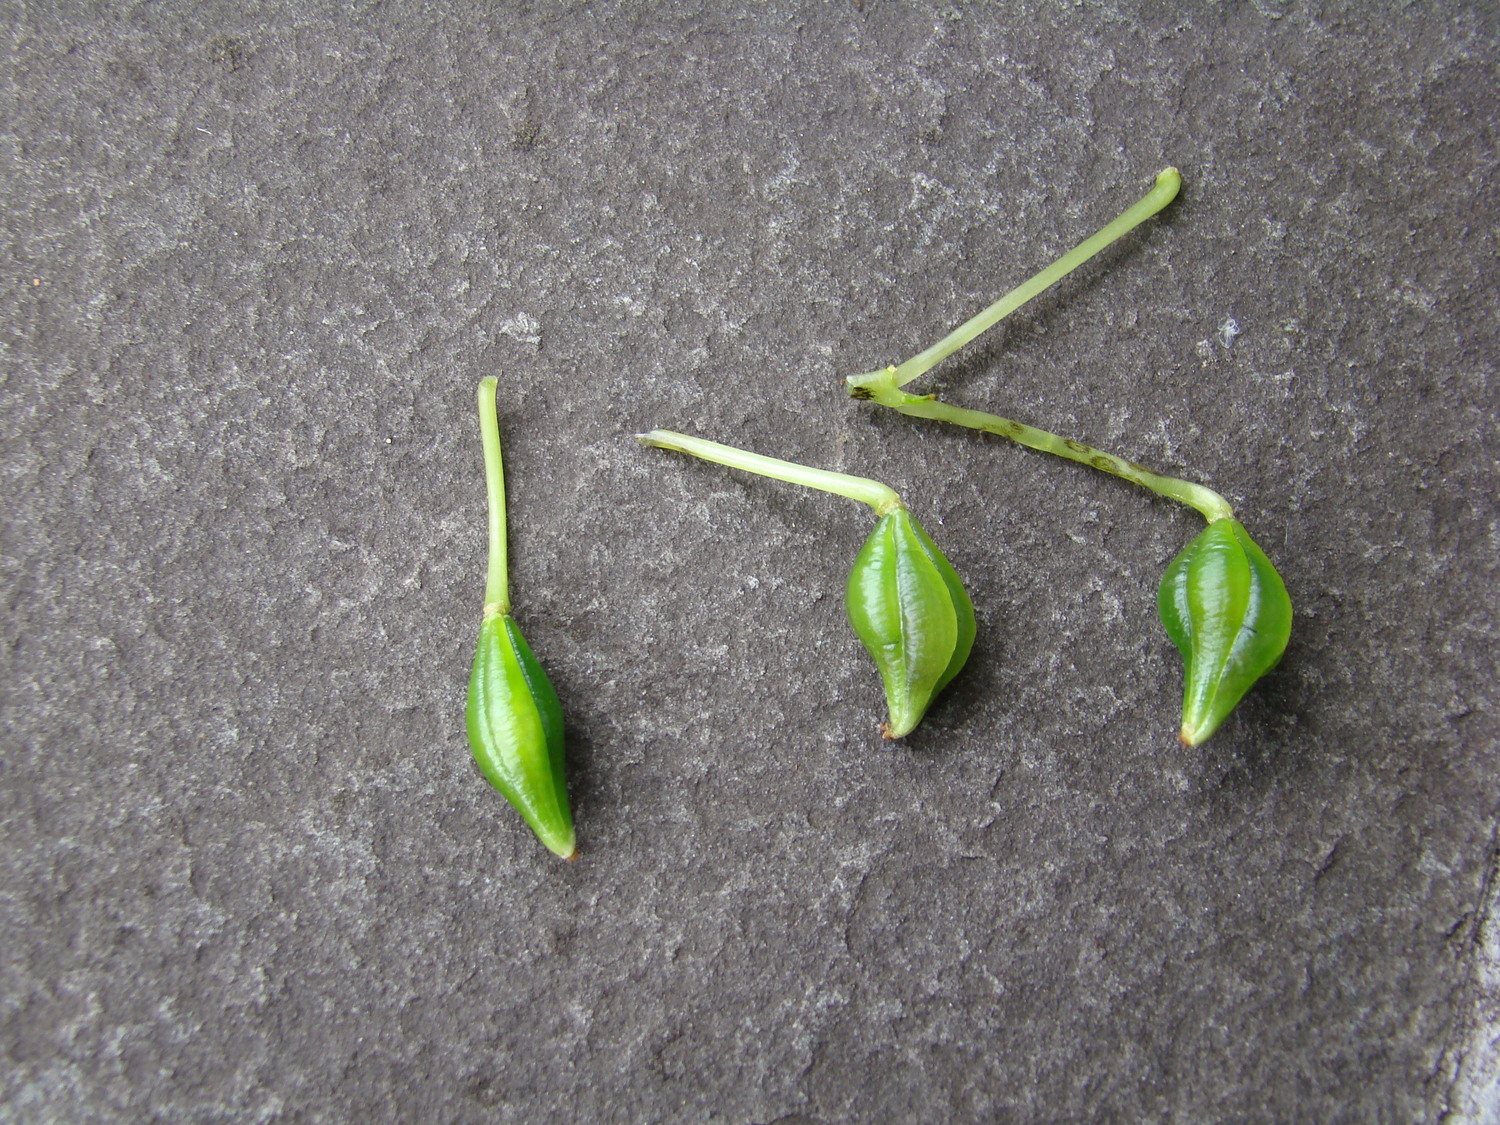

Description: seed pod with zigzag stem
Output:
[845,167,1295,744]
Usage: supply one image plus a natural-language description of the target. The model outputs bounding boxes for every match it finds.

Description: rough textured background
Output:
[4,2,1498,1122]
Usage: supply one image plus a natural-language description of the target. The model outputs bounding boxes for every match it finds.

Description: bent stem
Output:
[851,371,1233,523]
[638,430,903,515]
[874,167,1182,389]
[477,377,511,616]
[845,167,1230,523]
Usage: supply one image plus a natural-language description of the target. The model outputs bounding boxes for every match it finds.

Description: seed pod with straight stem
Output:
[638,430,975,739]
[466,377,575,858]
[845,168,1292,745]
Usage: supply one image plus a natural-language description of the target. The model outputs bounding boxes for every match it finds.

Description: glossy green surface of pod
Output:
[1158,518,1292,747]
[467,611,575,858]
[846,508,976,739]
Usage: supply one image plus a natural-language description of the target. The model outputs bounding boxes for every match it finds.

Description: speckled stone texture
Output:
[4,3,1497,1122]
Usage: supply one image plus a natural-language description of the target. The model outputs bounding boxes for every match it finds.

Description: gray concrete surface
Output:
[4,3,1498,1122]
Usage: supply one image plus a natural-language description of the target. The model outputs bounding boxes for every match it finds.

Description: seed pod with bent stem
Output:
[466,377,575,859]
[1158,518,1292,747]
[639,429,974,739]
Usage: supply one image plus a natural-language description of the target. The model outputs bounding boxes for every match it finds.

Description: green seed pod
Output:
[1158,518,1292,747]
[638,429,975,740]
[846,508,977,739]
[466,377,575,859]
[467,612,574,859]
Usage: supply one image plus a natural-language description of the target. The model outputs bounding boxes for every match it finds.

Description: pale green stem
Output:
[477,377,510,616]
[843,167,1229,522]
[882,167,1181,389]
[849,371,1233,523]
[638,429,903,516]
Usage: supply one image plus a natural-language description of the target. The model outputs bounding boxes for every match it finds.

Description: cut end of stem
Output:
[1179,724,1204,749]
[1154,166,1183,202]
[846,366,900,399]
